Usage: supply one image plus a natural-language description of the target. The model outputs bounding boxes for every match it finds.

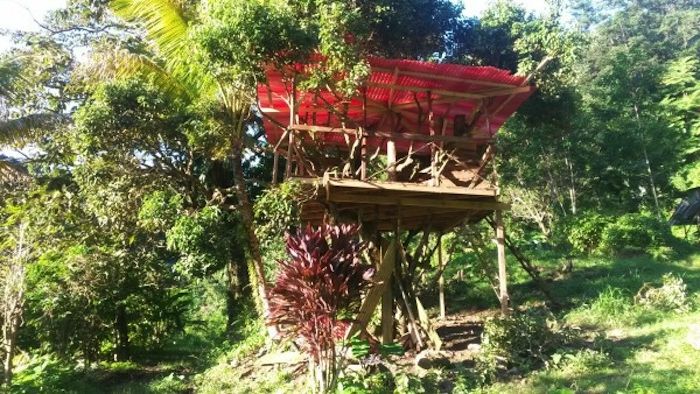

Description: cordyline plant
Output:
[268,223,374,393]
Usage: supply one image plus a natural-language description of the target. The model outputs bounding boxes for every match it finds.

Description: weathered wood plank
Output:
[347,239,397,338]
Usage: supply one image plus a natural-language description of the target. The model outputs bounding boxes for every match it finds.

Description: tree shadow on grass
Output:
[510,254,700,315]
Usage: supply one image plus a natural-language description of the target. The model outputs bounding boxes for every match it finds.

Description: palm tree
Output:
[104,0,273,318]
[0,58,65,183]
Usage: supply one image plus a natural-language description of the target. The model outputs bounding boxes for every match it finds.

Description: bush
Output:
[338,370,394,394]
[268,224,374,393]
[11,354,84,393]
[567,213,614,255]
[547,349,612,375]
[476,307,575,382]
[635,273,689,313]
[597,213,674,257]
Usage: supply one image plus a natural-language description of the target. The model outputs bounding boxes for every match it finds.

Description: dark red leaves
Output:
[268,224,374,361]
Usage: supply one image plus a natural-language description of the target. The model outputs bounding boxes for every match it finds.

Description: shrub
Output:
[268,224,374,393]
[567,213,614,255]
[636,273,689,313]
[337,370,394,394]
[547,349,612,375]
[476,307,575,382]
[597,213,674,257]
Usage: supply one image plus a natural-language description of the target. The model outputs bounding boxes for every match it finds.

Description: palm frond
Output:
[82,48,196,100]
[0,157,29,184]
[0,58,22,101]
[0,113,66,146]
[111,0,209,92]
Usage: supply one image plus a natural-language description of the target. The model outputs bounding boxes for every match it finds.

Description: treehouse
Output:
[259,57,535,349]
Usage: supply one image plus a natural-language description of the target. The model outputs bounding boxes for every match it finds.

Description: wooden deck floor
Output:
[292,177,509,231]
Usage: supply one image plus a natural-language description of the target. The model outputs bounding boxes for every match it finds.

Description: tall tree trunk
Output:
[633,104,662,219]
[230,144,272,327]
[226,261,238,331]
[3,311,20,386]
[115,304,129,361]
[2,223,27,387]
[225,259,251,331]
[564,154,577,215]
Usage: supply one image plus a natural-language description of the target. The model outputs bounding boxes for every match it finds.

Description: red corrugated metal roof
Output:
[258,57,534,154]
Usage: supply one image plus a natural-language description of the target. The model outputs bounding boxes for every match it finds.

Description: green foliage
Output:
[10,354,79,393]
[546,348,612,376]
[565,212,678,258]
[195,0,314,86]
[476,307,575,382]
[566,213,614,255]
[253,181,305,268]
[337,370,394,394]
[566,286,655,328]
[597,213,675,257]
[166,205,244,277]
[138,190,184,232]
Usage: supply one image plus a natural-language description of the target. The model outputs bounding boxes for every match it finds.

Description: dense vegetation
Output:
[0,0,698,392]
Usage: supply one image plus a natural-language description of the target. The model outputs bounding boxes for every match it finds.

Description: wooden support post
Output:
[381,270,394,344]
[346,239,397,339]
[285,76,296,179]
[428,91,438,186]
[438,236,445,320]
[495,210,509,314]
[285,132,293,179]
[387,138,397,181]
[272,151,279,185]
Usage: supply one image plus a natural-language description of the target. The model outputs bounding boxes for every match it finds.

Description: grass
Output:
[11,249,700,393]
[478,252,700,394]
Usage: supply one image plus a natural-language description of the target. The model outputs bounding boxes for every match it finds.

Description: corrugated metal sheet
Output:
[258,57,535,153]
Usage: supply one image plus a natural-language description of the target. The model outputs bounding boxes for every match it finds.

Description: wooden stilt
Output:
[272,152,279,185]
[285,132,293,179]
[360,134,367,180]
[438,236,446,320]
[382,218,400,344]
[346,239,397,339]
[381,273,394,344]
[387,138,397,181]
[495,210,509,314]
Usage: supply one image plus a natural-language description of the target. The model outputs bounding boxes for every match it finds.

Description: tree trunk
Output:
[633,104,661,219]
[226,261,238,331]
[2,223,27,387]
[3,312,20,386]
[115,304,129,361]
[225,259,251,331]
[230,145,272,326]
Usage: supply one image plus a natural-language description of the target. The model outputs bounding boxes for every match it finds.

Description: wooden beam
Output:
[324,178,498,197]
[290,124,493,146]
[347,238,397,338]
[328,193,509,211]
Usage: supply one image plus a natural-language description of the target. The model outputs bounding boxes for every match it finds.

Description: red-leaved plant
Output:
[268,223,373,393]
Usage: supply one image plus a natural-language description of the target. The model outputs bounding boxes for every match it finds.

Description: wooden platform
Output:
[294,177,509,231]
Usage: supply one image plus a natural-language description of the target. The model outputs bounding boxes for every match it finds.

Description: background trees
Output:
[0,0,698,390]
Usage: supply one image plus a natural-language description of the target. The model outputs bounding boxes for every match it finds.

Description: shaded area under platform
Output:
[293,176,509,231]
